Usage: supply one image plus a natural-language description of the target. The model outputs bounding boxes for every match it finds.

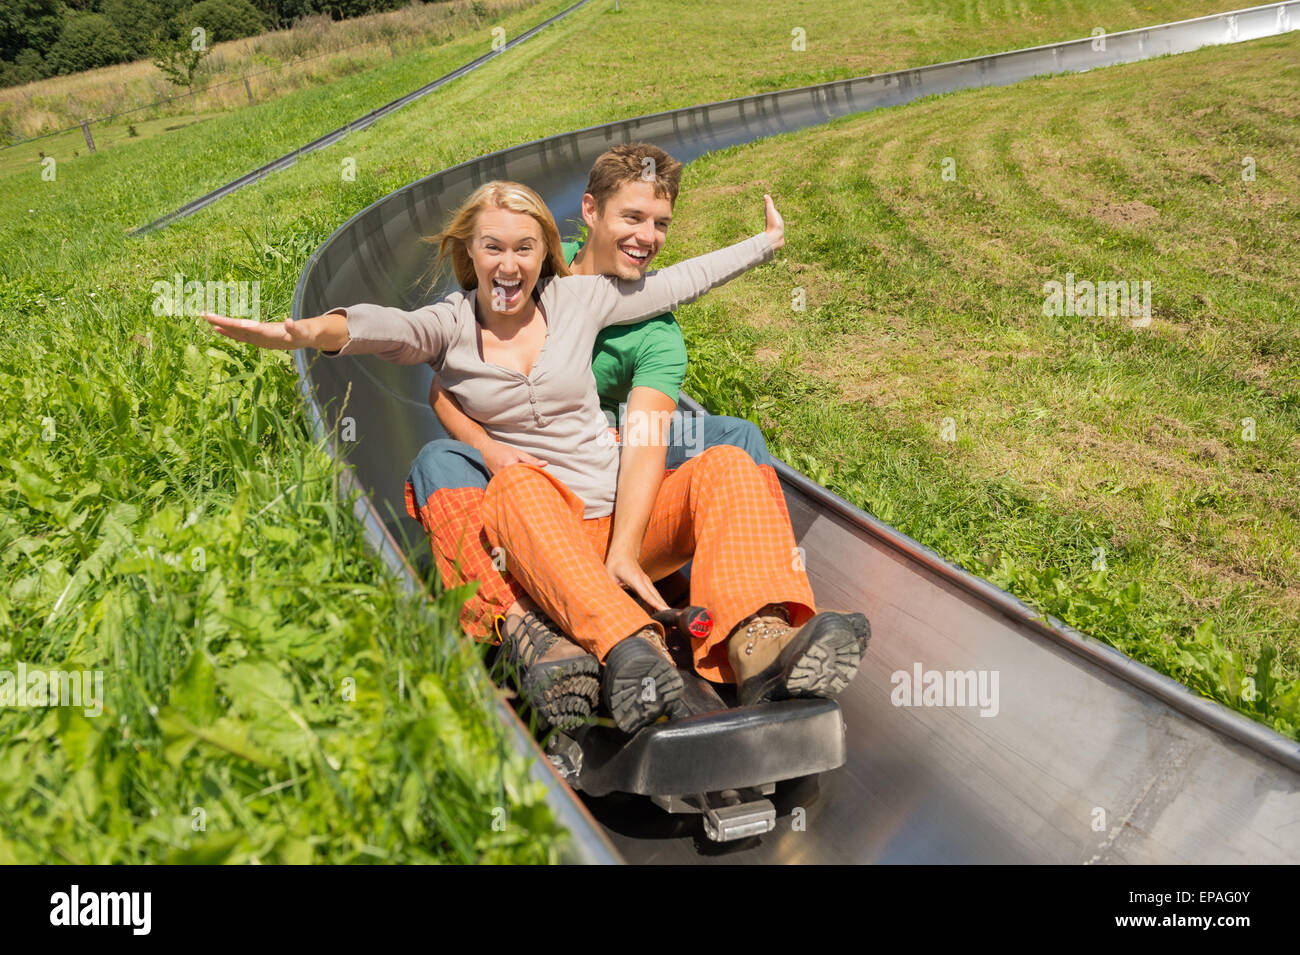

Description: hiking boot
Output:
[601,627,685,735]
[836,611,872,656]
[503,608,600,732]
[728,604,862,707]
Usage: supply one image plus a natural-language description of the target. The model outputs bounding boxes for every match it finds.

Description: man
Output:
[404,142,791,728]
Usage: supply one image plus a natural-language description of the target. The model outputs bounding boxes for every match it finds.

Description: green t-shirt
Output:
[562,240,687,422]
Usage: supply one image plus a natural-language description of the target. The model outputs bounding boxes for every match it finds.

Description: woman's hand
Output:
[605,549,668,612]
[763,193,785,251]
[481,440,547,476]
[203,311,348,351]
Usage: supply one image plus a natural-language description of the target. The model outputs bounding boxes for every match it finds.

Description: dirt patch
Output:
[1176,559,1257,611]
[816,342,912,408]
[833,373,909,407]
[1190,438,1229,464]
[1141,413,1194,447]
[1089,200,1161,227]
[1071,420,1241,490]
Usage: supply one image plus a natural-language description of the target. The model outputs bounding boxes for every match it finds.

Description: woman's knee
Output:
[482,461,550,505]
[481,464,566,551]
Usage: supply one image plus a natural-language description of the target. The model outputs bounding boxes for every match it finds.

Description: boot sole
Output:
[521,655,600,731]
[602,637,685,735]
[738,613,862,707]
[844,611,872,655]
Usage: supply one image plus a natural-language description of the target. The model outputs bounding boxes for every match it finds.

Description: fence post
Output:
[243,75,254,105]
[80,119,96,153]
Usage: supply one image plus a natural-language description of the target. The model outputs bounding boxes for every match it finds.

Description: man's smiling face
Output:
[582,179,674,280]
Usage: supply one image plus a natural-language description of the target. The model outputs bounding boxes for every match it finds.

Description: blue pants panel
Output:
[408,438,490,504]
[666,413,771,470]
[409,416,771,505]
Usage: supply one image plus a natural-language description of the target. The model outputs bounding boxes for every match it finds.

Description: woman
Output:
[205,180,864,735]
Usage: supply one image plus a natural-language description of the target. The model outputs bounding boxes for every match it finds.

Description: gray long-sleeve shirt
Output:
[324,231,774,517]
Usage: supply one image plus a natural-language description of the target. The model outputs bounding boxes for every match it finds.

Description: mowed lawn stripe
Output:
[666,32,1300,738]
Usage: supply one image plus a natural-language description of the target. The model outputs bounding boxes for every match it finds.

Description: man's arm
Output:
[585,196,784,330]
[429,376,546,475]
[604,385,677,610]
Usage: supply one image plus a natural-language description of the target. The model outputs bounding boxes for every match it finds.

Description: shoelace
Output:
[637,627,674,662]
[509,611,559,668]
[740,616,793,655]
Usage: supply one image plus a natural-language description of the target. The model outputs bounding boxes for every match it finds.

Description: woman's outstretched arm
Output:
[204,300,457,367]
[203,310,350,351]
[579,194,786,329]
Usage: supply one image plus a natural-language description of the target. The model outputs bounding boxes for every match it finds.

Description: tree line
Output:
[1,0,445,88]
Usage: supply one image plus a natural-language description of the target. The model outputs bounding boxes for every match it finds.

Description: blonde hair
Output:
[422,180,570,291]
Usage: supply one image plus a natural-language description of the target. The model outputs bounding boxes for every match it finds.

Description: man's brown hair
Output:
[585,142,684,212]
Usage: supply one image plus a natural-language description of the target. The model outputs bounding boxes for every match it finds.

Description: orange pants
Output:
[405,482,523,639]
[481,445,816,684]
[406,454,796,648]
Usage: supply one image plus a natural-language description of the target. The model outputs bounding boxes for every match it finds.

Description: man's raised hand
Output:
[763,193,785,251]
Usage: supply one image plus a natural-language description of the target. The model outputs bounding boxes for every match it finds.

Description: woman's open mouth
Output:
[492,276,523,308]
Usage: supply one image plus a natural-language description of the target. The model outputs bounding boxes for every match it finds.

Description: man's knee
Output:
[409,438,489,498]
[704,416,771,468]
[696,442,753,478]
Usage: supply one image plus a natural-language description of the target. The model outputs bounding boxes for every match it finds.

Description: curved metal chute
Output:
[292,3,1300,863]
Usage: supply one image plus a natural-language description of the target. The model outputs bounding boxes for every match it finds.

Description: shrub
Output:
[48,13,131,75]
[1,51,49,89]
[184,0,268,45]
[103,0,174,59]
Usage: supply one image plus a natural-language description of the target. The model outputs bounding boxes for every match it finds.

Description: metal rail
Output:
[129,0,593,236]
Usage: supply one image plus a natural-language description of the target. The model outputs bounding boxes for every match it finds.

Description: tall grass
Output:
[0,249,570,862]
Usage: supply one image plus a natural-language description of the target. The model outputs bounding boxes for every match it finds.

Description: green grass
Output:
[0,0,546,153]
[667,32,1300,739]
[0,0,577,181]
[0,111,222,179]
[0,0,1233,272]
[0,0,1277,863]
[0,306,569,861]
